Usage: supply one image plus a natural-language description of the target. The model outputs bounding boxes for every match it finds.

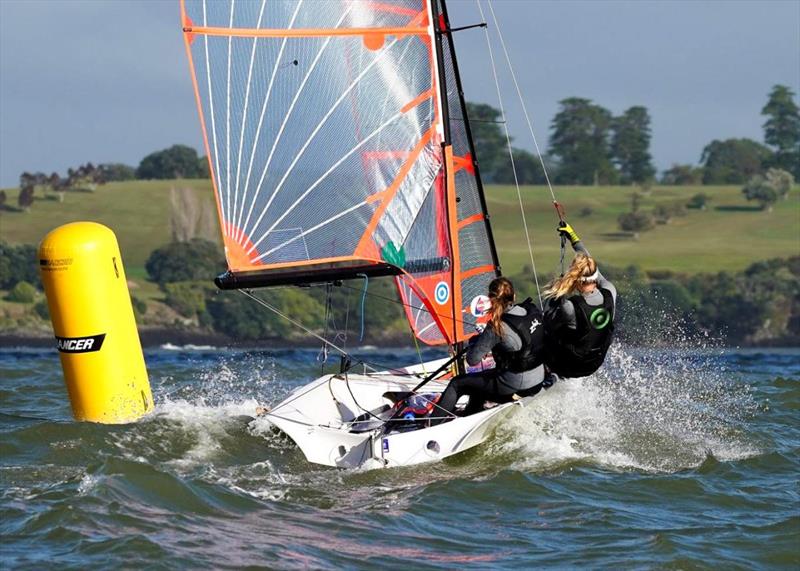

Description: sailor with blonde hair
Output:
[543,222,617,378]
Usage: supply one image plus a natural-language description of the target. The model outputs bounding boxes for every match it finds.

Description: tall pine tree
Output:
[611,106,656,184]
[762,85,800,178]
[550,98,616,185]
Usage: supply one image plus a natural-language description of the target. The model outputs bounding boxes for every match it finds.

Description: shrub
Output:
[131,296,148,318]
[687,193,710,210]
[742,174,779,211]
[0,243,40,290]
[163,281,213,318]
[618,211,654,234]
[578,206,593,218]
[766,168,794,200]
[7,281,36,303]
[145,239,224,284]
[207,288,324,340]
[34,300,50,320]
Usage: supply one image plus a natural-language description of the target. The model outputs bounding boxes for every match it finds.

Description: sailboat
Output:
[180,0,539,468]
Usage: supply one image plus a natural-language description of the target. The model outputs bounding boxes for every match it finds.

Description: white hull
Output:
[265,359,531,469]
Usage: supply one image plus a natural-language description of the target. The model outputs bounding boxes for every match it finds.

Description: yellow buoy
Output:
[38,222,153,423]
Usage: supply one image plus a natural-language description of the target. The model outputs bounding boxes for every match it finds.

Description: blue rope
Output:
[357,273,368,342]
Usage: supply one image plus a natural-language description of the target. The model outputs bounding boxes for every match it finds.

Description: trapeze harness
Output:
[545,287,615,378]
[491,298,545,376]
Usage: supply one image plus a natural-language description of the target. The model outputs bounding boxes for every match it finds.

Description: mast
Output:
[437,0,502,276]
[430,0,459,346]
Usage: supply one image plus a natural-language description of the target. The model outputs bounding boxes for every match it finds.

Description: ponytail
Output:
[543,253,598,300]
[488,277,515,334]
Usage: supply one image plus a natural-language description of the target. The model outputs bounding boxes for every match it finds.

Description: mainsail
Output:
[181,0,499,345]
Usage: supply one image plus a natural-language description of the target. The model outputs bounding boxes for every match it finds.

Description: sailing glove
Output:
[557,222,581,245]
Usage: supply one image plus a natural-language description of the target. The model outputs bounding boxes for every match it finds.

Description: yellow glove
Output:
[557,222,580,245]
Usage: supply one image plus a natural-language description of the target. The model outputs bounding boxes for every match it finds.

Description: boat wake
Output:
[494,343,760,473]
[129,340,761,490]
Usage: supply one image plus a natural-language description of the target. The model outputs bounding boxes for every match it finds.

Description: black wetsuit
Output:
[432,299,545,423]
[544,242,617,378]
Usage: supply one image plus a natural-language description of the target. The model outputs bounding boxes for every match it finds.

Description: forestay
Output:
[181,0,498,345]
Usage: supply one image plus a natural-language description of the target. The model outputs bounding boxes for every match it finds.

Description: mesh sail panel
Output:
[181,0,498,346]
[182,0,440,272]
[436,0,499,339]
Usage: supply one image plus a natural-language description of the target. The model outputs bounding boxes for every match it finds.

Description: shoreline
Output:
[1,329,798,350]
[0,328,416,350]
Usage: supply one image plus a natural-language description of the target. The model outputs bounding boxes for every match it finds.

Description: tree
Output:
[492,147,549,185]
[0,190,6,209]
[98,163,136,182]
[0,242,39,289]
[137,145,203,179]
[550,97,616,185]
[700,138,771,184]
[18,184,34,211]
[145,239,224,284]
[660,163,704,185]
[762,85,800,178]
[207,288,324,340]
[765,167,794,200]
[465,102,508,183]
[611,106,656,184]
[742,174,779,211]
[197,157,211,179]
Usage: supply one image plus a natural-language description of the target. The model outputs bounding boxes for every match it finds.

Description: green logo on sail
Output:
[381,242,406,269]
[590,308,611,330]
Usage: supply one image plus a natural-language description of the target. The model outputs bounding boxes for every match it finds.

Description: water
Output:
[1,344,797,569]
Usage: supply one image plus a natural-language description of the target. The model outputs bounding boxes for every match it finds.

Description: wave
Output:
[160,343,221,351]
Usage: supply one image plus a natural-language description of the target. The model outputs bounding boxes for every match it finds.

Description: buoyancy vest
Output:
[545,287,615,378]
[491,298,545,374]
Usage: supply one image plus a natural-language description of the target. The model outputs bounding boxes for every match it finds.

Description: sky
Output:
[0,0,798,188]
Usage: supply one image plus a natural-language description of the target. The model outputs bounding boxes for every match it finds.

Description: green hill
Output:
[1,180,798,278]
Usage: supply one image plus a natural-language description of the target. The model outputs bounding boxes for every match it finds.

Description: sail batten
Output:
[182,0,500,346]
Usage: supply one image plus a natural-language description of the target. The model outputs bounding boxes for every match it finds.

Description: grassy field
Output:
[487,183,799,275]
[1,180,798,278]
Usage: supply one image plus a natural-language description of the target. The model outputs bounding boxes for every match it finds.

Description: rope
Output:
[318,283,332,373]
[477,0,543,307]
[484,0,558,207]
[238,289,377,372]
[357,273,368,342]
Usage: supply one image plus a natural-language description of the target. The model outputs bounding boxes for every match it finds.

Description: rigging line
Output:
[357,274,368,342]
[203,0,226,227]
[245,35,406,254]
[477,0,543,306]
[250,110,404,255]
[485,0,558,207]
[236,1,303,243]
[318,282,332,373]
[239,288,417,377]
[336,281,480,331]
[238,289,378,372]
[225,1,235,231]
[232,0,267,242]
[241,6,354,240]
[453,117,505,124]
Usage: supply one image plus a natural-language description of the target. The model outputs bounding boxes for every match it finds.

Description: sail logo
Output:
[434,282,450,305]
[470,295,491,317]
[55,334,106,353]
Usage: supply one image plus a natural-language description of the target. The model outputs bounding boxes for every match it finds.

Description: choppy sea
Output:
[1,342,798,569]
